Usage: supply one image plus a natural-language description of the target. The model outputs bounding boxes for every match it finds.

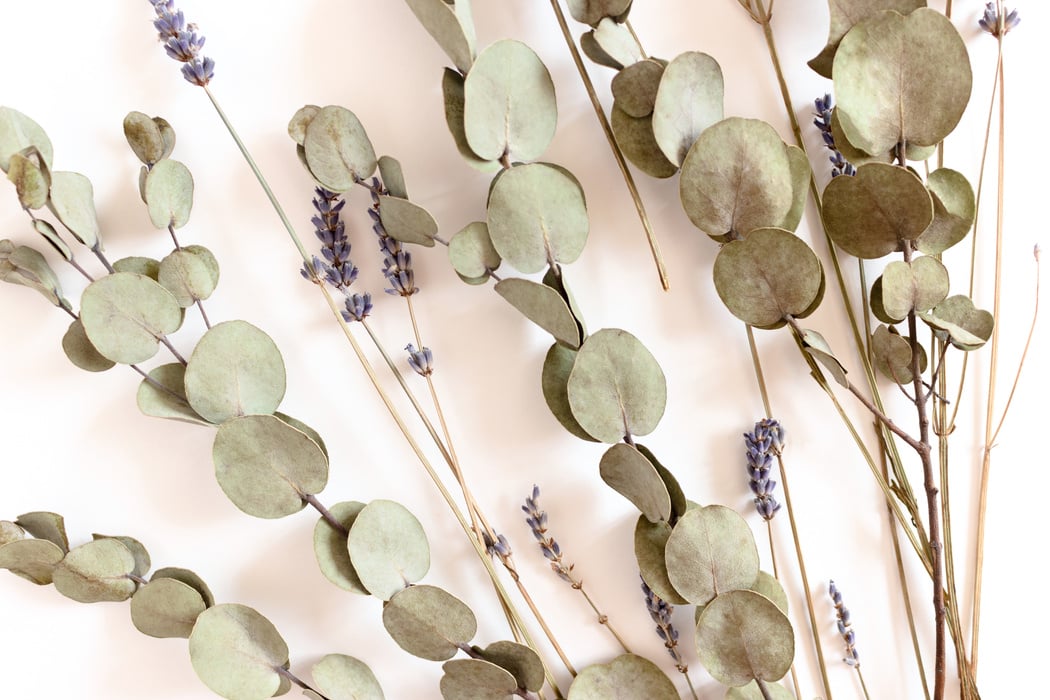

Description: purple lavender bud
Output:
[405,344,434,377]
[522,485,576,585]
[148,1,215,87]
[980,3,1020,36]
[829,580,861,667]
[341,293,373,323]
[483,532,513,559]
[641,577,688,672]
[813,95,856,178]
[745,419,784,521]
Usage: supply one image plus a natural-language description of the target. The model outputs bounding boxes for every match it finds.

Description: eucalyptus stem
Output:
[755,678,775,700]
[274,666,330,700]
[304,493,348,537]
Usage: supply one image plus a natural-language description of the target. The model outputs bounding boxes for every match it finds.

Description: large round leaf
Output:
[695,590,794,686]
[404,0,476,74]
[872,324,926,384]
[52,538,137,603]
[311,654,385,700]
[599,443,672,522]
[184,320,287,424]
[486,163,589,273]
[464,40,557,163]
[158,245,220,307]
[303,106,377,193]
[212,414,329,519]
[79,272,183,365]
[382,584,477,661]
[48,171,100,249]
[439,658,519,700]
[145,159,194,230]
[567,653,678,699]
[495,277,580,348]
[313,501,368,594]
[0,538,64,585]
[916,168,975,255]
[541,343,598,442]
[665,505,759,606]
[834,9,972,155]
[0,107,53,172]
[189,604,289,700]
[807,0,925,78]
[880,256,949,320]
[478,641,544,692]
[130,577,208,639]
[347,500,430,600]
[652,52,724,167]
[635,516,688,605]
[567,328,666,443]
[712,228,824,328]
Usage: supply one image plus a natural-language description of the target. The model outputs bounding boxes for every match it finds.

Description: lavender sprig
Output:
[522,485,576,585]
[641,578,687,672]
[367,181,418,297]
[829,580,860,667]
[813,95,856,178]
[979,3,1020,37]
[405,344,434,377]
[147,0,215,86]
[301,188,359,292]
[745,419,785,521]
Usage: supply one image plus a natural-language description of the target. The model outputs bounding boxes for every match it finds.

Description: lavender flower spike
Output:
[148,0,215,86]
[641,577,688,672]
[310,188,359,293]
[829,580,861,667]
[979,3,1020,37]
[745,418,784,521]
[813,95,856,178]
[405,344,434,377]
[522,486,576,585]
[369,181,419,297]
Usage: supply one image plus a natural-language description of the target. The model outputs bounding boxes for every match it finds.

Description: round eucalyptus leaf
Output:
[145,159,194,230]
[32,218,72,261]
[830,108,889,169]
[442,69,500,172]
[541,343,599,442]
[184,320,287,424]
[495,277,580,349]
[404,0,476,74]
[130,577,207,639]
[634,516,688,605]
[592,18,642,68]
[712,228,823,328]
[921,295,994,351]
[15,511,69,552]
[652,52,724,167]
[487,163,588,273]
[599,443,672,523]
[382,584,477,661]
[807,0,924,78]
[189,604,289,700]
[665,505,759,606]
[313,501,368,595]
[287,105,320,147]
[872,325,924,384]
[0,107,53,172]
[92,534,150,577]
[48,171,100,248]
[781,145,811,233]
[798,328,849,389]
[725,680,795,700]
[834,9,972,155]
[80,272,183,364]
[62,318,115,372]
[137,362,211,426]
[377,195,437,247]
[612,59,664,118]
[680,119,794,240]
[275,412,328,460]
[567,653,678,700]
[751,571,788,615]
[464,40,557,163]
[567,328,666,443]
[580,30,624,70]
[123,111,168,165]
[378,155,409,200]
[567,0,632,25]
[7,151,49,209]
[542,267,587,339]
[303,106,377,193]
[153,566,216,608]
[635,444,688,525]
[869,275,903,324]
[696,589,795,686]
[449,221,500,280]
[0,240,67,308]
[311,654,386,700]
[610,107,678,179]
[822,162,933,259]
[347,500,430,600]
[0,539,64,585]
[439,658,518,700]
[880,256,949,320]
[213,414,329,519]
[113,256,161,279]
[0,521,24,546]
[478,641,544,692]
[159,245,220,307]
[52,538,137,603]
[916,168,976,255]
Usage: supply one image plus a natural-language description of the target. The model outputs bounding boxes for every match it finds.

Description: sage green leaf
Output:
[189,604,289,700]
[311,654,385,700]
[567,0,632,25]
[921,295,994,350]
[542,267,587,340]
[404,0,476,74]
[869,275,903,324]
[123,111,169,165]
[831,108,890,169]
[440,658,518,700]
[916,168,975,254]
[92,534,150,577]
[807,0,926,78]
[0,239,68,309]
[449,221,500,280]
[213,414,329,519]
[612,59,665,118]
[184,320,287,424]
[313,501,368,595]
[62,318,115,372]
[567,328,666,443]
[495,277,580,349]
[378,155,409,200]
[751,571,788,615]
[634,516,688,605]
[32,219,72,261]
[880,256,949,320]
[46,171,99,249]
[696,589,795,686]
[7,151,49,209]
[592,18,642,68]
[159,245,220,307]
[834,9,972,155]
[145,159,194,230]
[303,106,378,192]
[130,577,207,639]
[599,443,672,522]
[464,40,557,163]
[541,343,599,442]
[799,328,849,388]
[287,105,321,147]
[823,163,933,259]
[153,566,215,608]
[0,521,23,546]
[712,228,824,328]
[680,119,794,240]
[382,584,477,661]
[780,146,811,232]
[377,195,438,247]
[478,641,544,692]
[725,680,795,700]
[347,500,430,600]
[80,272,182,364]
[137,363,211,426]
[665,505,759,606]
[52,538,137,603]
[652,52,724,167]
[610,107,678,179]
[567,653,678,700]
[0,107,53,172]
[15,511,69,552]
[636,444,688,525]
[487,163,589,273]
[113,256,161,279]
[0,539,64,584]
[442,69,500,172]
[275,412,328,460]
[580,30,624,70]
[872,324,924,384]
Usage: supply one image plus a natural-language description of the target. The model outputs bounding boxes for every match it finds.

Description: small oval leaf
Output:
[189,604,289,700]
[382,584,477,661]
[347,500,430,601]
